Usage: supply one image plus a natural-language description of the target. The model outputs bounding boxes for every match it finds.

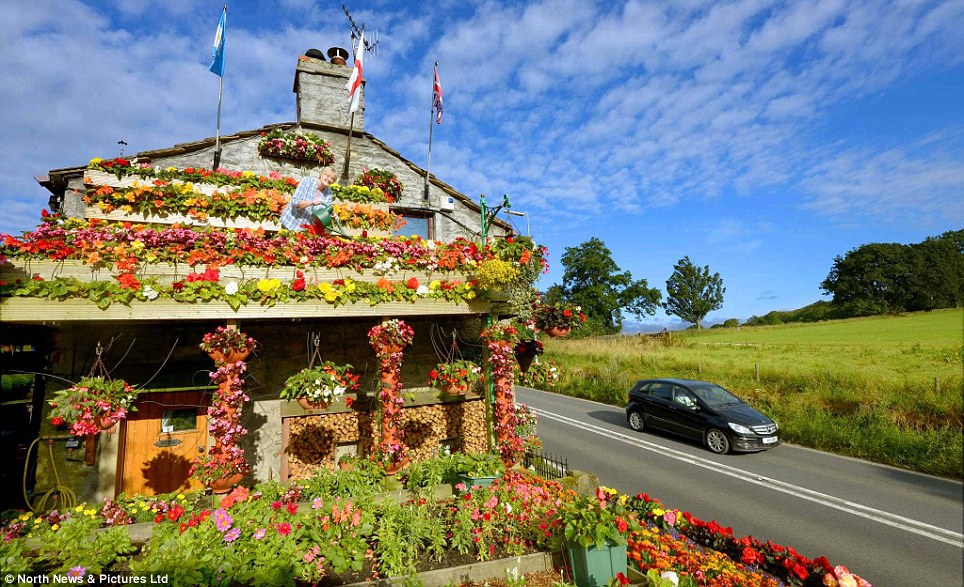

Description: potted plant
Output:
[48,376,141,436]
[279,361,360,410]
[190,451,248,494]
[451,452,505,490]
[428,359,482,396]
[517,357,559,389]
[562,487,630,587]
[533,301,586,337]
[199,326,256,364]
[368,319,415,356]
[513,338,544,373]
[353,168,403,203]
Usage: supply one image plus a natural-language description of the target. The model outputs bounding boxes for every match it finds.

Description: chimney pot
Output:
[327,47,349,66]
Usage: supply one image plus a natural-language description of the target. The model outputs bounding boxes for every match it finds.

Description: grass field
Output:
[541,308,963,478]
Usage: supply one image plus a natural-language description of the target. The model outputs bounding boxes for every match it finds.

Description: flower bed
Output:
[1,461,870,587]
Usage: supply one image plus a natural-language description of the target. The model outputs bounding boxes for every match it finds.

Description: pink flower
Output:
[253,528,266,540]
[224,527,241,542]
[277,522,292,536]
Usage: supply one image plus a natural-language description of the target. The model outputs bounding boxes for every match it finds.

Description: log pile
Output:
[284,399,487,480]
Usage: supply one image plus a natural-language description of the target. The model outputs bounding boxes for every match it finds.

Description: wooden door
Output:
[119,390,208,496]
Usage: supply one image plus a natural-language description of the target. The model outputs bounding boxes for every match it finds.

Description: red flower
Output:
[407,277,419,289]
[286,502,298,515]
[429,370,438,380]
[292,270,306,292]
[116,273,141,290]
[344,397,354,408]
[277,522,292,536]
[614,573,630,586]
[50,416,64,427]
[563,309,571,317]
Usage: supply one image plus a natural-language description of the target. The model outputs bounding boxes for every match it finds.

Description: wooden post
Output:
[755,363,760,381]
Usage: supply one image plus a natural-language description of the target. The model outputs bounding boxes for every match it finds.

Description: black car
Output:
[625,378,780,454]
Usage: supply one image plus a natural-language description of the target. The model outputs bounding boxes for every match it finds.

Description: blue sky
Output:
[2,0,962,330]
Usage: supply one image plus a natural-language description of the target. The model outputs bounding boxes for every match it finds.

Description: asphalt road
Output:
[516,386,964,587]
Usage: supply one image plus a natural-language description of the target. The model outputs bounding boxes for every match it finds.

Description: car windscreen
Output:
[691,384,742,408]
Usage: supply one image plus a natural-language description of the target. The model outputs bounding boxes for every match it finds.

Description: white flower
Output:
[660,571,679,586]
[416,285,429,296]
[142,285,159,300]
[225,281,239,295]
[426,240,436,250]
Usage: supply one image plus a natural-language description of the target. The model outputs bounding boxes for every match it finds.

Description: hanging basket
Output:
[383,456,410,476]
[440,382,469,396]
[545,326,571,338]
[93,415,118,432]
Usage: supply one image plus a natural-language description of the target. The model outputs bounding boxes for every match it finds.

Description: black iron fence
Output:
[523,450,569,480]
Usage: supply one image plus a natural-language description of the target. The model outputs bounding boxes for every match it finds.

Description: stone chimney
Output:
[293,49,364,131]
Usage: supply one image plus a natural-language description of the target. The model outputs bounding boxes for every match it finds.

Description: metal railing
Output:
[523,450,569,480]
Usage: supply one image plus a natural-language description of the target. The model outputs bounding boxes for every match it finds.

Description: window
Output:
[649,384,672,401]
[392,210,434,240]
[161,409,197,433]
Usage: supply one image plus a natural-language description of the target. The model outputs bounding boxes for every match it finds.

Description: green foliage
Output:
[821,229,964,316]
[451,451,506,478]
[663,256,725,329]
[33,513,137,575]
[556,237,661,334]
[0,536,31,574]
[561,491,628,549]
[373,500,448,578]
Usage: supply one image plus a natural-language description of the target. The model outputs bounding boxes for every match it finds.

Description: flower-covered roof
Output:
[1,159,547,322]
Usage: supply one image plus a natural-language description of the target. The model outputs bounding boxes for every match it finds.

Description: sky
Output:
[2,0,963,330]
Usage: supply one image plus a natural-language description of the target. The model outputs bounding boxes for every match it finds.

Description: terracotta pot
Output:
[93,415,117,432]
[207,472,244,495]
[441,382,468,396]
[297,397,333,411]
[375,343,405,355]
[545,326,571,338]
[384,456,410,475]
[207,348,251,365]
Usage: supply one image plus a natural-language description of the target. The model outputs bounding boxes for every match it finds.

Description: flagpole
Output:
[424,61,438,201]
[214,73,223,170]
[212,4,226,171]
[342,112,354,183]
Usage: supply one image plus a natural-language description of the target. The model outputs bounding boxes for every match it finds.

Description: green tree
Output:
[556,238,661,334]
[663,256,725,329]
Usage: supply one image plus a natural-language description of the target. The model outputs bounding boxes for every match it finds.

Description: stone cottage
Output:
[0,49,539,507]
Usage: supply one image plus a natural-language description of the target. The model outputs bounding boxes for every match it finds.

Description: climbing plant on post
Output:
[368,319,415,475]
[481,322,523,467]
[192,326,256,493]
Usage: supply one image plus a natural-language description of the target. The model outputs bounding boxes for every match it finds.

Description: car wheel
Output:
[705,428,730,454]
[628,410,646,432]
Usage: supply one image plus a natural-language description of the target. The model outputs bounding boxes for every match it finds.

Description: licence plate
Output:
[762,436,778,444]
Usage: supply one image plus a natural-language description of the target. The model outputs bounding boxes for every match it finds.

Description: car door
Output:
[642,382,678,431]
[668,385,706,440]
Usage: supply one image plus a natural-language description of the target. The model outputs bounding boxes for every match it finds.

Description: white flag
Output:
[346,32,364,115]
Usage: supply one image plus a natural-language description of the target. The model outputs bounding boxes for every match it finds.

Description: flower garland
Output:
[1,220,544,276]
[369,320,414,469]
[83,183,289,223]
[87,158,300,193]
[257,129,335,165]
[480,323,523,464]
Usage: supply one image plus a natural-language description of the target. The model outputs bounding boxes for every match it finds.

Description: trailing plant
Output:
[279,362,360,405]
[48,376,140,436]
[257,128,335,165]
[353,168,404,202]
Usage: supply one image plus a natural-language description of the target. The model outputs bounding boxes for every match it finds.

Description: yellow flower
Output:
[652,508,665,516]
[177,493,185,500]
[429,280,441,290]
[76,505,85,512]
[324,290,340,302]
[85,509,96,516]
[319,282,332,293]
[467,291,476,299]
[166,166,177,172]
[345,279,356,293]
[19,513,32,521]
[257,278,281,293]
[89,157,103,165]
[51,524,59,531]
[242,171,254,177]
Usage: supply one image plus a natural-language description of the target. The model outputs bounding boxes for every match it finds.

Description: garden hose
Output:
[23,437,78,513]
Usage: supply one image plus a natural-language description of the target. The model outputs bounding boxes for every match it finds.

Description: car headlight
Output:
[727,422,753,435]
